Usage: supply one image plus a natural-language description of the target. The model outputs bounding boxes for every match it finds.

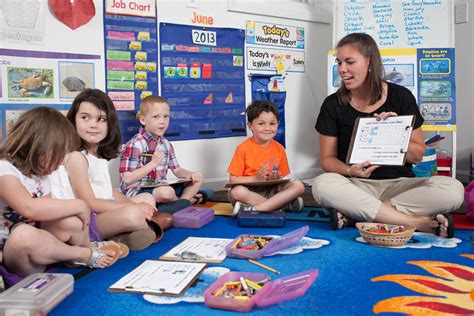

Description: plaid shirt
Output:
[119,127,180,197]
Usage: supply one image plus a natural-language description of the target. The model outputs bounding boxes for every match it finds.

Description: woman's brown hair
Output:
[336,32,385,106]
[0,107,80,177]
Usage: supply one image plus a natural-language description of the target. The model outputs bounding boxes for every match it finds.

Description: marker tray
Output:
[226,226,309,260]
[0,273,73,316]
[204,270,318,312]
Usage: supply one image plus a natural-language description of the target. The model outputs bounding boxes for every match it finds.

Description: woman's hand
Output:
[374,111,397,121]
[348,161,379,178]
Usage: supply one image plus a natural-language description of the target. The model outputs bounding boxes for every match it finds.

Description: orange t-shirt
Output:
[227,137,290,177]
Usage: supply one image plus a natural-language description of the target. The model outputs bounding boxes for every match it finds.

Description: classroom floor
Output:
[51,212,474,315]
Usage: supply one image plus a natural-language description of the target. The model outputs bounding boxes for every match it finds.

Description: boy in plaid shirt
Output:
[119,96,204,205]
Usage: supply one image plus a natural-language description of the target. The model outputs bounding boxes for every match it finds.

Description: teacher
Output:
[312,33,463,237]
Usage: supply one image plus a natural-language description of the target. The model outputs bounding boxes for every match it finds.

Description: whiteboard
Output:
[334,0,454,48]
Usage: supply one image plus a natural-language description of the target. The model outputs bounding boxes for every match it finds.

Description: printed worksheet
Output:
[108,260,206,296]
[346,115,414,166]
[160,237,233,263]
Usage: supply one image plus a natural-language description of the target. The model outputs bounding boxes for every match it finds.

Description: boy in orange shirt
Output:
[228,100,305,216]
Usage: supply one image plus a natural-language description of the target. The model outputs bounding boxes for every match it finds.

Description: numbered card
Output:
[192,30,217,46]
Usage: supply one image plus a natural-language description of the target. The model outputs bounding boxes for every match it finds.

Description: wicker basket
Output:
[356,222,415,247]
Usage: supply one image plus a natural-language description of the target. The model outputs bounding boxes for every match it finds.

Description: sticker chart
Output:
[346,115,414,166]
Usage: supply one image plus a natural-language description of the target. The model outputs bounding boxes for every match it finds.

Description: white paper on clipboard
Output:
[346,115,414,166]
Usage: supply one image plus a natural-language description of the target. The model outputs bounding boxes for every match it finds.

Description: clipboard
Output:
[160,237,233,263]
[346,115,414,166]
[108,260,207,296]
[225,178,290,188]
[140,178,191,188]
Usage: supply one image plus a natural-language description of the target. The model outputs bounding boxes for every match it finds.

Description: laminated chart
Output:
[104,5,158,141]
[346,115,414,166]
[160,23,246,140]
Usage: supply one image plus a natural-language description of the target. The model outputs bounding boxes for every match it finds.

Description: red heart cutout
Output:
[49,0,96,30]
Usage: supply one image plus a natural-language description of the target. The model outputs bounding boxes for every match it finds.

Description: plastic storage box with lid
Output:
[204,269,318,312]
[237,210,286,227]
[0,273,74,316]
[172,206,214,229]
[226,226,308,260]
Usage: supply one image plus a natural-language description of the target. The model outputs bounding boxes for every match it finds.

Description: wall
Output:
[454,0,474,181]
[133,0,332,190]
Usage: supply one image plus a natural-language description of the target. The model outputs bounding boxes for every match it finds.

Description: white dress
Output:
[82,152,114,200]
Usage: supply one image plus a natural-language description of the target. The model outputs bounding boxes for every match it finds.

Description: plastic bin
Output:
[226,226,309,260]
[237,210,286,227]
[0,273,74,316]
[173,206,214,229]
[204,270,318,312]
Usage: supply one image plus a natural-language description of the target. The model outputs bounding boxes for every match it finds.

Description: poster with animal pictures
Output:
[0,0,105,137]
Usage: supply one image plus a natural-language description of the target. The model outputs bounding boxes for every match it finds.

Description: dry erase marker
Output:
[240,277,251,297]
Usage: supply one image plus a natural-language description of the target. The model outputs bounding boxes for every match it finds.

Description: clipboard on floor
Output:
[346,115,414,166]
[160,237,233,263]
[108,260,207,296]
[225,178,290,188]
[140,178,191,188]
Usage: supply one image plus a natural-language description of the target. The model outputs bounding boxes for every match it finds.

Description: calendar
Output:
[346,115,414,166]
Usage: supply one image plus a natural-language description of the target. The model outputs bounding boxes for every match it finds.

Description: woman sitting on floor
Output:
[312,33,464,237]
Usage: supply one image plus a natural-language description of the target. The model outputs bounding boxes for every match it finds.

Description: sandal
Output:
[431,213,454,238]
[68,242,121,269]
[191,192,208,205]
[91,241,129,259]
[328,208,354,230]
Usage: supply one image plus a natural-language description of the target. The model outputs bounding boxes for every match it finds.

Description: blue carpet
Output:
[51,217,474,315]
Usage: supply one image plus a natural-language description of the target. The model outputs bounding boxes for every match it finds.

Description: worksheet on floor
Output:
[108,260,206,296]
[346,115,414,166]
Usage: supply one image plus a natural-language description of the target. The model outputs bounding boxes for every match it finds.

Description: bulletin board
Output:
[159,23,246,141]
[332,0,456,132]
[103,1,159,142]
[0,0,104,137]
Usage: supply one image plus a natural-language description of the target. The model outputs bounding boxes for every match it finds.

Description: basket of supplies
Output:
[356,222,415,247]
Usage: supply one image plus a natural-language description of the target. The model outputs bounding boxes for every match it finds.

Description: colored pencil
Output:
[248,259,280,274]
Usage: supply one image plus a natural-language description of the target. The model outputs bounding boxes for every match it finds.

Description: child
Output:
[0,107,120,282]
[228,100,305,216]
[119,96,205,206]
[63,89,173,250]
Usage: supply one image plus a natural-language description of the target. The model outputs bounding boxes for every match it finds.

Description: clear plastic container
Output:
[204,270,318,312]
[226,226,309,260]
[173,206,214,229]
[0,273,74,316]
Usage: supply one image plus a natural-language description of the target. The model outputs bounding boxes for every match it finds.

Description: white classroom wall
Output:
[119,0,332,190]
[454,0,474,182]
[112,0,474,188]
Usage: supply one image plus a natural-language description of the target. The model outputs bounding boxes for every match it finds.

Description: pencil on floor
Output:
[248,259,280,274]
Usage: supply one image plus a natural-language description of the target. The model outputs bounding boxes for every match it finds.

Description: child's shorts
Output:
[228,183,286,205]
[136,183,185,198]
